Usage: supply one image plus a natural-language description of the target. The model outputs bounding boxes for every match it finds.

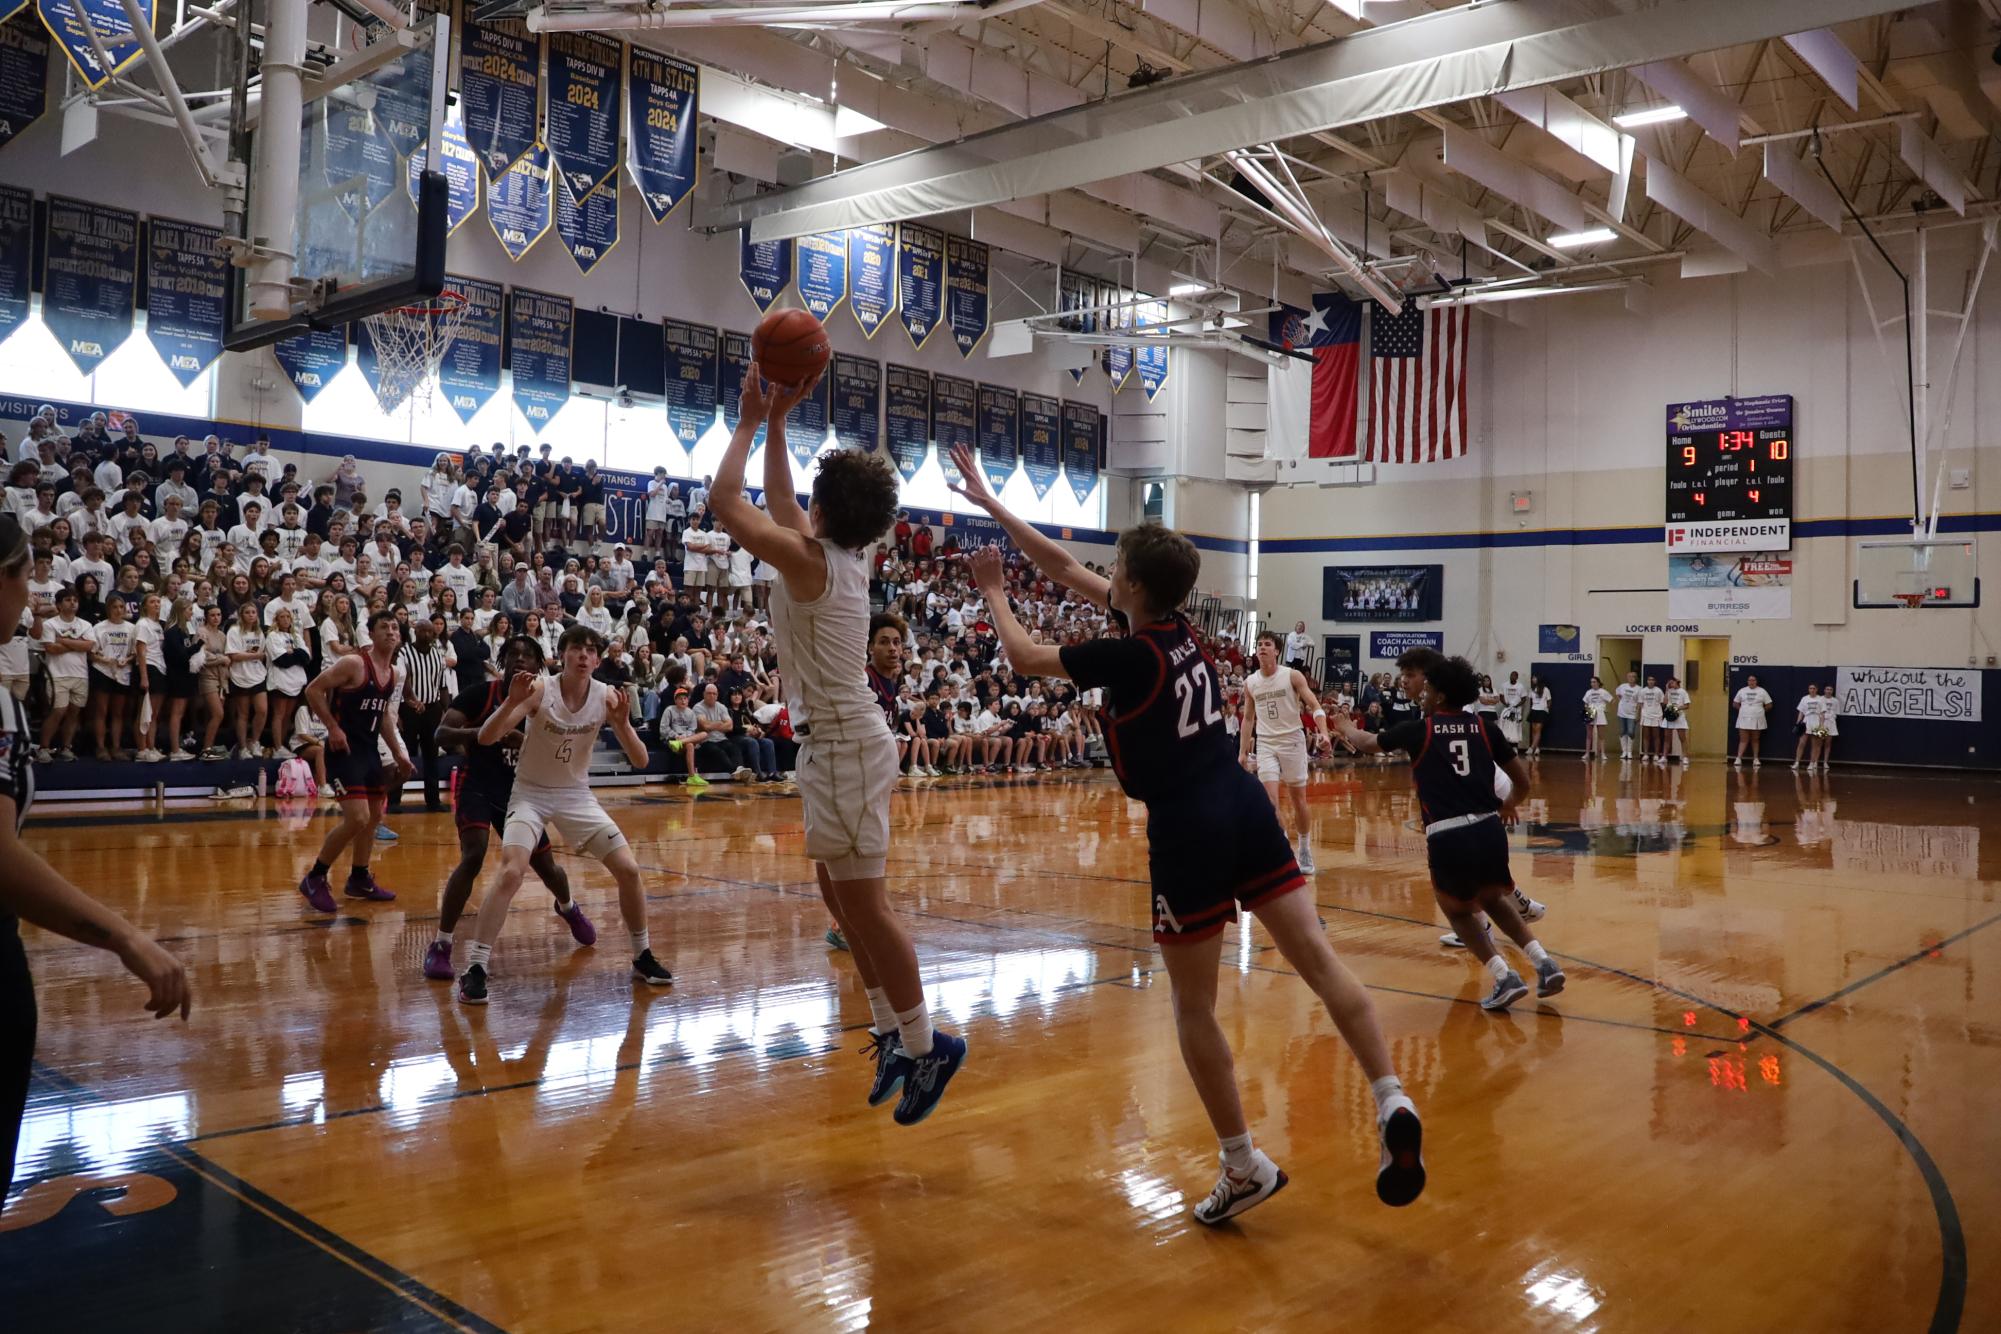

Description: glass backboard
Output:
[1854,538,1979,608]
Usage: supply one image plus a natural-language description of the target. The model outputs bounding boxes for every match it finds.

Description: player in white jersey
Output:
[454,624,671,1003]
[1239,631,1329,873]
[709,369,967,1127]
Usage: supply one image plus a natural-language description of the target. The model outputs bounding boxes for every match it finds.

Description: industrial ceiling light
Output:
[1612,104,1688,127]
[1546,227,1618,248]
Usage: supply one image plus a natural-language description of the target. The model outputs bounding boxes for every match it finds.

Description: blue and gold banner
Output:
[976,383,1018,492]
[42,194,136,375]
[408,108,479,234]
[830,352,879,453]
[945,236,988,358]
[1062,400,1099,503]
[932,372,975,487]
[1104,294,1133,390]
[555,174,617,274]
[545,31,621,205]
[662,318,718,451]
[508,287,572,425]
[143,217,225,387]
[847,223,894,339]
[438,275,503,424]
[627,48,697,222]
[718,329,762,445]
[0,15,50,153]
[739,234,790,313]
[0,183,31,348]
[884,364,930,481]
[896,221,942,350]
[1020,390,1061,499]
[273,327,345,403]
[796,231,847,322]
[35,0,150,90]
[322,92,400,222]
[459,17,539,180]
[1135,298,1169,401]
[487,144,552,261]
[784,372,829,466]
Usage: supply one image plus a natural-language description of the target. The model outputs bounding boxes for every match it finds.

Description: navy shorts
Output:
[327,747,384,800]
[1426,816,1514,902]
[1144,765,1303,944]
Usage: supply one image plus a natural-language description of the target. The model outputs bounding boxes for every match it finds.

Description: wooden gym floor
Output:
[1,758,1996,1332]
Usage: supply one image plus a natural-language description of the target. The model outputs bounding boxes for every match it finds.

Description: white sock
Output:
[896,1002,935,1058]
[466,941,492,971]
[1525,941,1550,965]
[1219,1131,1256,1174]
[1486,954,1511,982]
[630,929,650,956]
[1368,1075,1405,1118]
[435,929,453,947]
[865,986,898,1035]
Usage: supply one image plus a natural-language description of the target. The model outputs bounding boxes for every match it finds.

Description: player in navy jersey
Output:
[1334,654,1565,1011]
[953,448,1422,1225]
[297,610,414,912]
[421,635,595,981]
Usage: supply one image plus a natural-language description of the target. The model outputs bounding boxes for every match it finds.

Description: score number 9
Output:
[1682,438,1790,466]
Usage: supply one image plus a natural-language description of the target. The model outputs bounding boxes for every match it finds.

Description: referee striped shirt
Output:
[398,641,449,709]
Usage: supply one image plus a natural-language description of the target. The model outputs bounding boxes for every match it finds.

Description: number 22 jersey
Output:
[1059,615,1233,805]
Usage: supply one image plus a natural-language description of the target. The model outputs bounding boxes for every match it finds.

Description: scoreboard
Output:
[1664,395,1794,553]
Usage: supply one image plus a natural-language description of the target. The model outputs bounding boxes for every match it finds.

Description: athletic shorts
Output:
[1145,765,1303,945]
[1255,731,1310,786]
[327,745,385,800]
[795,730,897,881]
[88,669,127,699]
[456,782,549,850]
[504,780,626,858]
[1426,815,1515,902]
[582,503,604,528]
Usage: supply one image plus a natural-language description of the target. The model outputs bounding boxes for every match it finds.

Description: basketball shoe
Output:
[1376,1101,1426,1207]
[892,1031,967,1125]
[1192,1149,1287,1225]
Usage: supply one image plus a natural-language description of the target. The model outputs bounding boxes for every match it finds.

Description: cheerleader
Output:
[1661,675,1692,766]
[1582,676,1613,759]
[1732,673,1773,767]
[1497,670,1526,747]
[1814,686,1838,769]
[1791,683,1819,770]
[1637,673,1666,764]
[1527,675,1552,756]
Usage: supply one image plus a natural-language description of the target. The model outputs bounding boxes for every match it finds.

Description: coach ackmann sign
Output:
[1835,667,1981,723]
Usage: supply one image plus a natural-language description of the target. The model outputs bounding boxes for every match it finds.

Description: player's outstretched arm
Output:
[382,673,413,774]
[710,371,824,587]
[436,704,479,753]
[605,689,649,767]
[759,372,819,537]
[1331,713,1383,755]
[945,442,1112,609]
[970,545,1068,680]
[478,672,542,746]
[1291,668,1330,750]
[303,654,364,749]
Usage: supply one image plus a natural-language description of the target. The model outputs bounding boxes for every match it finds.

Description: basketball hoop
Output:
[360,288,469,414]
[1890,592,1930,610]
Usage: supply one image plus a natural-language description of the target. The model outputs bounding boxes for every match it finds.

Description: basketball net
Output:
[360,289,469,414]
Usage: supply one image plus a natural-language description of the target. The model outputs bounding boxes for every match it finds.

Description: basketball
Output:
[752,307,831,387]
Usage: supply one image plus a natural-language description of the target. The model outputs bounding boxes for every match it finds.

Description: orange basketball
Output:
[752,307,831,387]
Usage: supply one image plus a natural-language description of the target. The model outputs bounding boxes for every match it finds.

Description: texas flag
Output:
[1268,293,1362,460]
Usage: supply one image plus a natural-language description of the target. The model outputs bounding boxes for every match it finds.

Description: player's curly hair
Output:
[1115,523,1201,615]
[812,448,900,551]
[869,611,908,640]
[1424,655,1481,710]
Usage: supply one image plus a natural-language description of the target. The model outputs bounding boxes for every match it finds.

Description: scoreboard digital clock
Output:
[1664,394,1794,552]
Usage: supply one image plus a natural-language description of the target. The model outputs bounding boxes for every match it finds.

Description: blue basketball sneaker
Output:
[892,1031,967,1126]
[863,1030,909,1107]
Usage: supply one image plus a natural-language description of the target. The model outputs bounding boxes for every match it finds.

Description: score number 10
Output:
[1680,433,1790,467]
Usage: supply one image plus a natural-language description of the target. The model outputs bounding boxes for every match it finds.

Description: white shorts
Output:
[1255,732,1309,786]
[51,676,87,708]
[796,730,897,880]
[503,780,627,859]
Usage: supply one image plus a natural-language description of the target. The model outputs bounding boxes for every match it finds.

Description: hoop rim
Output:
[1890,592,1930,609]
[368,287,468,320]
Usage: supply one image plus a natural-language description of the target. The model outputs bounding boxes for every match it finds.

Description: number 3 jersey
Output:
[1377,711,1518,826]
[1059,615,1234,804]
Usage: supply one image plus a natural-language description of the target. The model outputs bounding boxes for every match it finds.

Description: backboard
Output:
[224,13,452,350]
[1854,538,1979,608]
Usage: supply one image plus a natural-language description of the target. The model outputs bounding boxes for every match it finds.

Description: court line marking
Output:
[1767,908,2001,1030]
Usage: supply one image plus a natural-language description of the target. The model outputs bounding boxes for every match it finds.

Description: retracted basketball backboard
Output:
[223,13,452,351]
[1854,538,1978,609]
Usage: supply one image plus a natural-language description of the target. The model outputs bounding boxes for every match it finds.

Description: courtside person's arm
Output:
[945,443,1111,609]
[970,546,1065,679]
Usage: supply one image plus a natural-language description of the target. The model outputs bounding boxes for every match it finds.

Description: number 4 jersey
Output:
[1377,711,1518,826]
[515,676,613,788]
[1059,615,1234,805]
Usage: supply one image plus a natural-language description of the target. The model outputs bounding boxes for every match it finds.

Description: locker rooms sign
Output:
[1835,667,1981,723]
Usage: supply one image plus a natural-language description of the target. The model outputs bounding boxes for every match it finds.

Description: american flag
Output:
[1368,301,1469,463]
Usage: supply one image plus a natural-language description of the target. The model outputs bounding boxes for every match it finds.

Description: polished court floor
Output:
[2,757,1996,1332]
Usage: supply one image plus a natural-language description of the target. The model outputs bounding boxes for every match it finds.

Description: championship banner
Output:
[739,233,790,313]
[273,327,346,403]
[354,320,415,412]
[1104,297,1133,391]
[0,183,33,349]
[976,382,1018,492]
[796,231,847,322]
[42,194,137,375]
[884,364,930,481]
[627,49,697,222]
[321,94,400,222]
[784,372,830,466]
[896,220,943,349]
[1020,391,1060,499]
[459,17,539,179]
[1062,399,1099,503]
[0,15,50,153]
[545,31,621,204]
[830,352,879,453]
[932,373,975,486]
[1134,298,1169,400]
[847,223,895,339]
[487,144,553,261]
[718,329,762,445]
[508,287,572,425]
[662,318,718,451]
[945,235,988,358]
[437,275,503,424]
[554,174,618,274]
[35,0,151,90]
[143,218,226,387]
[408,109,479,234]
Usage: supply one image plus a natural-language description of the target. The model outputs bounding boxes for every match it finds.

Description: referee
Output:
[393,617,451,813]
